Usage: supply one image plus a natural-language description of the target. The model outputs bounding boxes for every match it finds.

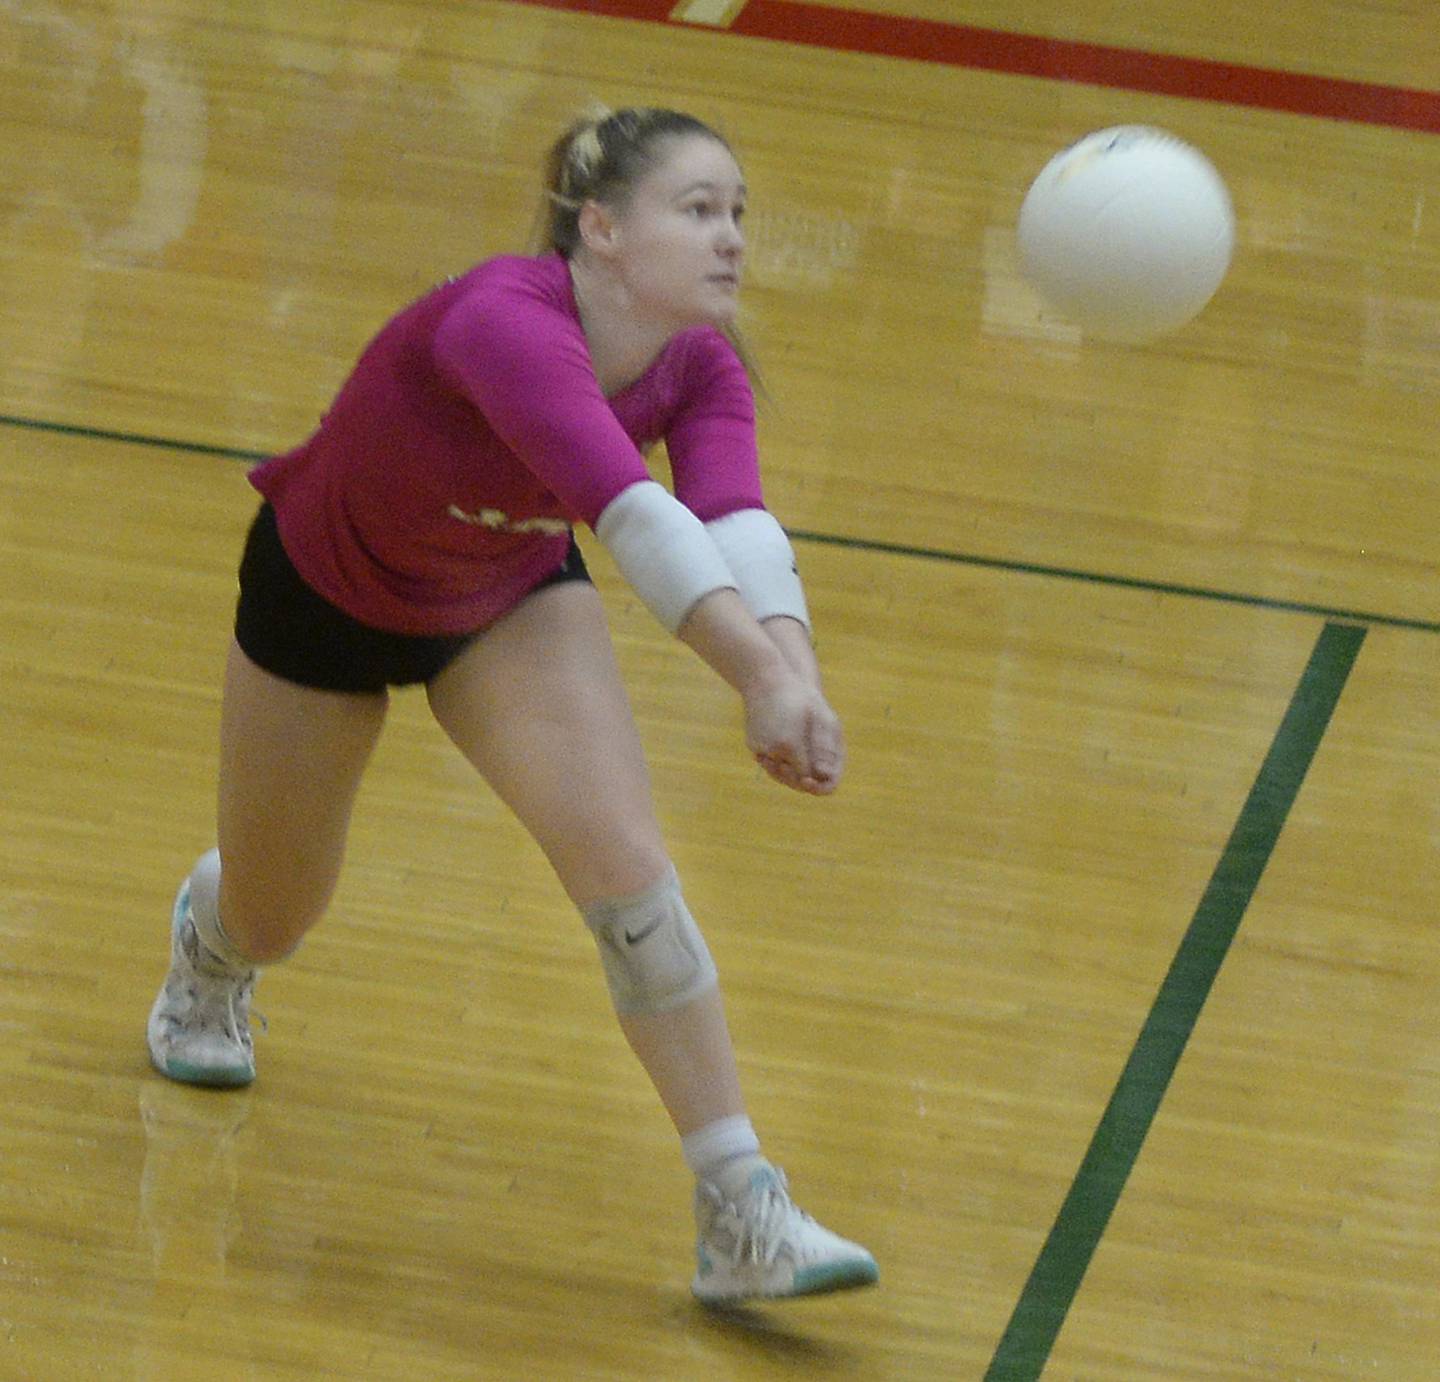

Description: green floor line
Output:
[790,530,1440,636]
[0,411,266,463]
[2,411,1434,635]
[985,619,1367,1381]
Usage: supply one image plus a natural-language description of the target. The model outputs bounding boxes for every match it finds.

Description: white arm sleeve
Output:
[703,508,811,631]
[594,481,737,634]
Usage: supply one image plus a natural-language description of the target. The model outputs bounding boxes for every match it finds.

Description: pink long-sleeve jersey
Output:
[249,252,764,636]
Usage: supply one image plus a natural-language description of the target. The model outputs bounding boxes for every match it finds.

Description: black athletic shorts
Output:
[233,502,591,693]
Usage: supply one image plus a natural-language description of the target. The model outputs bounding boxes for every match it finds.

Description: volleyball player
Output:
[147,106,877,1305]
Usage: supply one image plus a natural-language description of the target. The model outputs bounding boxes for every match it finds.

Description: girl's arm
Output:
[677,591,843,795]
[760,615,822,690]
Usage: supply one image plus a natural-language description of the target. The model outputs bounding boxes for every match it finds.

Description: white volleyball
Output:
[1017,126,1235,342]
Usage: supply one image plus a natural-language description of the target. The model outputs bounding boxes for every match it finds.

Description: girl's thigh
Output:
[425,582,670,907]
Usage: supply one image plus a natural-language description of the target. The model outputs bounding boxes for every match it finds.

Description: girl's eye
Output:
[682,200,745,222]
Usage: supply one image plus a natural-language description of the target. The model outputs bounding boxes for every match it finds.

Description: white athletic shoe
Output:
[691,1162,878,1304]
[147,878,257,1088]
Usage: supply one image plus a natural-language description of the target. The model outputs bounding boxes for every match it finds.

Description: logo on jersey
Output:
[447,504,570,536]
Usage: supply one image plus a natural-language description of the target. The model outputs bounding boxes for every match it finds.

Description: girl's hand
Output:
[743,673,845,795]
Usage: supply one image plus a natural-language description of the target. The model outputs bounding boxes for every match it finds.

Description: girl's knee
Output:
[562,836,672,907]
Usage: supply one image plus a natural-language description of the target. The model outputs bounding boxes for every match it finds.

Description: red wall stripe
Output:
[504,0,1440,136]
[727,1,1440,134]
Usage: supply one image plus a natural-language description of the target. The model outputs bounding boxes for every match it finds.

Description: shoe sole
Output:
[693,1256,879,1305]
[149,1053,255,1088]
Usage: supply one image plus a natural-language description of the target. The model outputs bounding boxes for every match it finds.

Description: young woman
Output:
[147,106,877,1305]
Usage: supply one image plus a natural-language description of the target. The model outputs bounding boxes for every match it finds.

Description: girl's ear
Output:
[577,200,619,258]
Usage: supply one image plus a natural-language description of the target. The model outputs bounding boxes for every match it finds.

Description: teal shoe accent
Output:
[172,880,191,935]
[790,1256,879,1297]
[155,1056,255,1089]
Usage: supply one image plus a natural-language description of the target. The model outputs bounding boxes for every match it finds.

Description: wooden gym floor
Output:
[1,1,1436,1378]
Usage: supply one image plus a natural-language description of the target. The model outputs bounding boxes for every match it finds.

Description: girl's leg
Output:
[215,640,388,962]
[426,582,877,1303]
[425,582,744,1135]
[148,641,387,1086]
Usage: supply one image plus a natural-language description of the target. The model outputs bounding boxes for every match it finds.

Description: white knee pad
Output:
[582,867,719,1015]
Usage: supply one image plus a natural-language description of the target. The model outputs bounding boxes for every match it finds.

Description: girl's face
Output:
[590,134,747,330]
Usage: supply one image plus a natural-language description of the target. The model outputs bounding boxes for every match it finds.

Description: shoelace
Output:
[181,973,263,1043]
[722,1172,814,1269]
[180,918,264,1040]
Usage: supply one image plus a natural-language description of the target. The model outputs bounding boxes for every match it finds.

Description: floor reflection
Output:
[134,1079,256,1379]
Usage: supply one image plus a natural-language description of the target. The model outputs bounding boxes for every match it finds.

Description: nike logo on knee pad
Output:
[582,869,718,1015]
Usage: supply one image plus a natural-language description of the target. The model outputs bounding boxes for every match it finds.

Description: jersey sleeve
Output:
[663,330,766,522]
[432,275,651,527]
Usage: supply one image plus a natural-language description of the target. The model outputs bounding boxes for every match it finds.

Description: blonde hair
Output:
[532,104,764,391]
[535,105,729,258]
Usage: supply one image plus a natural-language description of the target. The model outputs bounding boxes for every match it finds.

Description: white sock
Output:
[682,1114,762,1185]
[185,848,254,974]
